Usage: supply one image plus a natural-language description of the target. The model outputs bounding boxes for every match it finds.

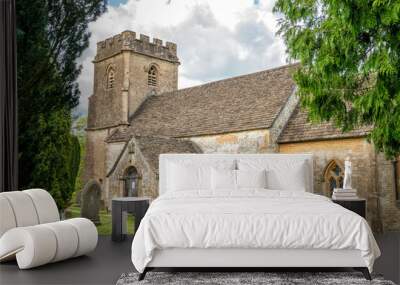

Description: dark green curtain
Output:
[0,0,18,192]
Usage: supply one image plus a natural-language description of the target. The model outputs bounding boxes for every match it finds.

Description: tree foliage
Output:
[17,0,106,209]
[72,116,87,195]
[30,110,73,210]
[274,0,400,158]
[69,135,81,195]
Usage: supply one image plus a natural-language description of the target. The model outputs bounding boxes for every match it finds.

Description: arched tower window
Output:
[148,65,158,87]
[123,166,138,197]
[107,68,115,89]
[324,160,344,196]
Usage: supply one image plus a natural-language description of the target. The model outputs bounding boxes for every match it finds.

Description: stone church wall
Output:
[88,53,126,128]
[376,153,400,231]
[189,129,272,153]
[105,141,126,174]
[279,137,400,232]
[84,129,110,185]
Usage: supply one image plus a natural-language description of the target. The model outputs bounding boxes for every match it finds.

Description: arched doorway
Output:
[324,160,344,196]
[123,166,139,197]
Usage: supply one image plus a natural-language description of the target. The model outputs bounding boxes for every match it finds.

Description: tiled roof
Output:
[106,135,200,177]
[127,64,298,138]
[136,136,200,172]
[106,128,132,143]
[278,105,371,143]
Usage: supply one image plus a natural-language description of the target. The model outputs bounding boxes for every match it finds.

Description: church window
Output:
[324,160,344,196]
[107,68,115,89]
[148,65,158,87]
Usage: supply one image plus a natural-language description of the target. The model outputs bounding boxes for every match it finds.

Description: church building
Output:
[84,31,400,232]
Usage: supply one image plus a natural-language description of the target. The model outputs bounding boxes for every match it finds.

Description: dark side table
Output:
[332,198,366,218]
[112,197,150,242]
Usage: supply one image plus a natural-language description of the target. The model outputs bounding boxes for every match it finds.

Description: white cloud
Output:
[75,0,286,114]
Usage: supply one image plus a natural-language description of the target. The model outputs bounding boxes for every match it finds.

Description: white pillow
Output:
[266,166,306,191]
[167,163,211,191]
[238,159,308,191]
[165,159,236,193]
[166,158,236,171]
[236,169,267,189]
[211,168,236,190]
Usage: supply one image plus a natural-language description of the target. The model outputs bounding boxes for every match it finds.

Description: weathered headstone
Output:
[81,180,101,225]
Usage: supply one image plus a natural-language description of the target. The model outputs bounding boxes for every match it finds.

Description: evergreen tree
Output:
[274,0,400,158]
[17,0,106,208]
[30,109,73,210]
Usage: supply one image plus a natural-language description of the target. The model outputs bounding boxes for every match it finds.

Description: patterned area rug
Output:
[116,272,395,285]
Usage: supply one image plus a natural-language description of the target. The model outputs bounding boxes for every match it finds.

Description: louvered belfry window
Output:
[107,68,115,89]
[148,66,157,87]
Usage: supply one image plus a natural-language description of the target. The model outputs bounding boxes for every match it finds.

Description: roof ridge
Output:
[156,62,300,98]
[134,134,179,140]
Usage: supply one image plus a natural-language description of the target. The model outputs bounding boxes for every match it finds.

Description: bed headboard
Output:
[159,153,314,195]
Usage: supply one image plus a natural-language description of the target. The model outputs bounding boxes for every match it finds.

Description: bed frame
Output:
[138,154,371,281]
[139,248,370,280]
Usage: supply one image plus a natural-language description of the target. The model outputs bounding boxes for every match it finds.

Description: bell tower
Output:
[88,30,179,129]
[84,31,179,183]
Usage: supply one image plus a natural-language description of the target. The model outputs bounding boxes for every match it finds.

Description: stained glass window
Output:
[324,160,344,196]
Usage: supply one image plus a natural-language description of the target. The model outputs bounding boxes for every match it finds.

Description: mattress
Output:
[131,190,380,272]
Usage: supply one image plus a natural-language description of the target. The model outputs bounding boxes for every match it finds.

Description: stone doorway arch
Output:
[81,179,102,224]
[123,166,139,197]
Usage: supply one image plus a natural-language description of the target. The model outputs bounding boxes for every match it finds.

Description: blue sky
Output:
[76,0,286,114]
[108,0,128,6]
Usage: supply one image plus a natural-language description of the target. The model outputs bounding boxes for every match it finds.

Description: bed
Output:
[131,154,380,280]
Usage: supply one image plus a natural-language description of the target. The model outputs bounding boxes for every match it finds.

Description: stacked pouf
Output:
[0,189,98,269]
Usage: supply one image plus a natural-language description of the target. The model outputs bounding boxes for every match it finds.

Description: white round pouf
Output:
[0,226,57,269]
[24,189,60,224]
[42,221,79,262]
[1,191,39,227]
[0,189,98,269]
[0,196,17,237]
[64,218,98,257]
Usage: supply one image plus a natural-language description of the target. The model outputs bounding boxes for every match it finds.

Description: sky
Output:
[75,0,287,114]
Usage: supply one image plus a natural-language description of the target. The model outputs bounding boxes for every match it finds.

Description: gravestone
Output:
[81,180,101,225]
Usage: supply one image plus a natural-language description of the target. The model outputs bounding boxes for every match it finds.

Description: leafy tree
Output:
[17,0,106,209]
[274,0,400,158]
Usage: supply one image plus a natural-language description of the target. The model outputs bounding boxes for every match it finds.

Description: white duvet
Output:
[131,190,380,272]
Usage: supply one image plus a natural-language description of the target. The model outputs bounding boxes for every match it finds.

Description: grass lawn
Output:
[66,204,135,235]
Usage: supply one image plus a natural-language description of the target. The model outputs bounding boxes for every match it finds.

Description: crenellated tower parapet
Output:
[94,30,179,63]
